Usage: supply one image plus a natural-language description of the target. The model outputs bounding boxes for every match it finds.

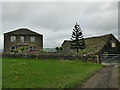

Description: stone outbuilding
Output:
[62,34,120,54]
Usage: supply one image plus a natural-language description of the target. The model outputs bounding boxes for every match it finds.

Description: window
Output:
[111,42,116,47]
[30,36,35,42]
[11,36,16,42]
[30,46,32,52]
[29,46,36,52]
[10,47,16,52]
[33,46,36,51]
[20,36,24,43]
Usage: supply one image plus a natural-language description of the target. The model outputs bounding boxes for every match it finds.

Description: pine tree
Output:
[71,23,86,53]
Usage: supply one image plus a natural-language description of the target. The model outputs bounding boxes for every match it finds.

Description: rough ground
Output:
[79,65,118,88]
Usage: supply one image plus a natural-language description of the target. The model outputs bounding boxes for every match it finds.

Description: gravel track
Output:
[78,65,118,88]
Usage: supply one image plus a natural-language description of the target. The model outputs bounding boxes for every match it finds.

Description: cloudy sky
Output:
[1,2,118,49]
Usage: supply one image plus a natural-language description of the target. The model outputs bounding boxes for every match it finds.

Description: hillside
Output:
[43,48,56,52]
[0,49,3,53]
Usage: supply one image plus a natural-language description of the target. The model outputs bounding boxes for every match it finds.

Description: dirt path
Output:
[79,65,118,88]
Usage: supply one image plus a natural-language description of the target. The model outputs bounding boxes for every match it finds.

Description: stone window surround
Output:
[10,46,16,52]
[111,42,116,47]
[30,36,35,42]
[11,36,16,42]
[10,36,36,43]
[20,36,24,43]
[29,46,36,51]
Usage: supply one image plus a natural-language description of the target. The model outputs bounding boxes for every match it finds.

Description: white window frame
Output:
[10,46,16,53]
[29,46,36,52]
[11,36,16,42]
[20,36,24,43]
[30,36,35,42]
[33,46,36,51]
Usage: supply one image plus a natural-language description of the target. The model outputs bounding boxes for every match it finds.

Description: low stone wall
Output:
[2,53,100,63]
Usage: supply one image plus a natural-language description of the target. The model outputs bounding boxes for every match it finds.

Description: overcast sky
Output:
[1,2,118,49]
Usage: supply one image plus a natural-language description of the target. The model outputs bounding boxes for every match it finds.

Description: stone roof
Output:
[4,28,43,36]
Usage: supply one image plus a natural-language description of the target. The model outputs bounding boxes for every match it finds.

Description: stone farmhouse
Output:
[4,28,43,54]
[62,34,120,54]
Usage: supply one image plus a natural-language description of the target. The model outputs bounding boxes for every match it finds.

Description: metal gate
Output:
[100,54,120,64]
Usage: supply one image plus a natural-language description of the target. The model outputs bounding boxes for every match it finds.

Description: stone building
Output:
[4,28,43,54]
[62,34,120,54]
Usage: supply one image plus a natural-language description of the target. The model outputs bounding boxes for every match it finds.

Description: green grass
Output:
[2,58,103,88]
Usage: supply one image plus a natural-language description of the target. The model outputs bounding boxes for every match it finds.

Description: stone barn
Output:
[62,34,120,54]
[4,28,43,54]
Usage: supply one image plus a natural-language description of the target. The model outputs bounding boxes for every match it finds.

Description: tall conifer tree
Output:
[71,23,86,53]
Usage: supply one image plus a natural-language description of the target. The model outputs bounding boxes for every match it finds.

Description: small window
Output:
[111,42,116,47]
[33,47,36,51]
[20,36,24,43]
[11,50,14,52]
[33,46,36,49]
[10,47,16,53]
[11,36,16,42]
[11,47,15,49]
[29,46,32,51]
[30,36,35,42]
[29,46,36,52]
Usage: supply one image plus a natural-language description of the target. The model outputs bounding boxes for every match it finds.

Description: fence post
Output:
[96,55,100,64]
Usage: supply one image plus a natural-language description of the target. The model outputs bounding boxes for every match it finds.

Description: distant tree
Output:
[41,50,47,53]
[71,23,86,53]
[55,47,59,53]
[59,47,63,52]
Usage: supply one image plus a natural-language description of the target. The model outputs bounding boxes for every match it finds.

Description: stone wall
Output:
[2,53,100,63]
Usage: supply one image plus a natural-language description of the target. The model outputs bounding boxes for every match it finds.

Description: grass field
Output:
[2,58,103,88]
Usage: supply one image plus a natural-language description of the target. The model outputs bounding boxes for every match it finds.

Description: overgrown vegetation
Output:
[55,47,62,53]
[2,58,103,88]
[78,34,110,54]
[13,46,29,54]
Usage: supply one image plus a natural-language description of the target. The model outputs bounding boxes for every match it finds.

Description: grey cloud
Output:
[2,2,118,48]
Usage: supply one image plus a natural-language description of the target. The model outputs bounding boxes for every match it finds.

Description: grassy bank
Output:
[2,58,103,88]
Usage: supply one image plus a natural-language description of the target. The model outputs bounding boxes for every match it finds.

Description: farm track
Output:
[78,65,118,88]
